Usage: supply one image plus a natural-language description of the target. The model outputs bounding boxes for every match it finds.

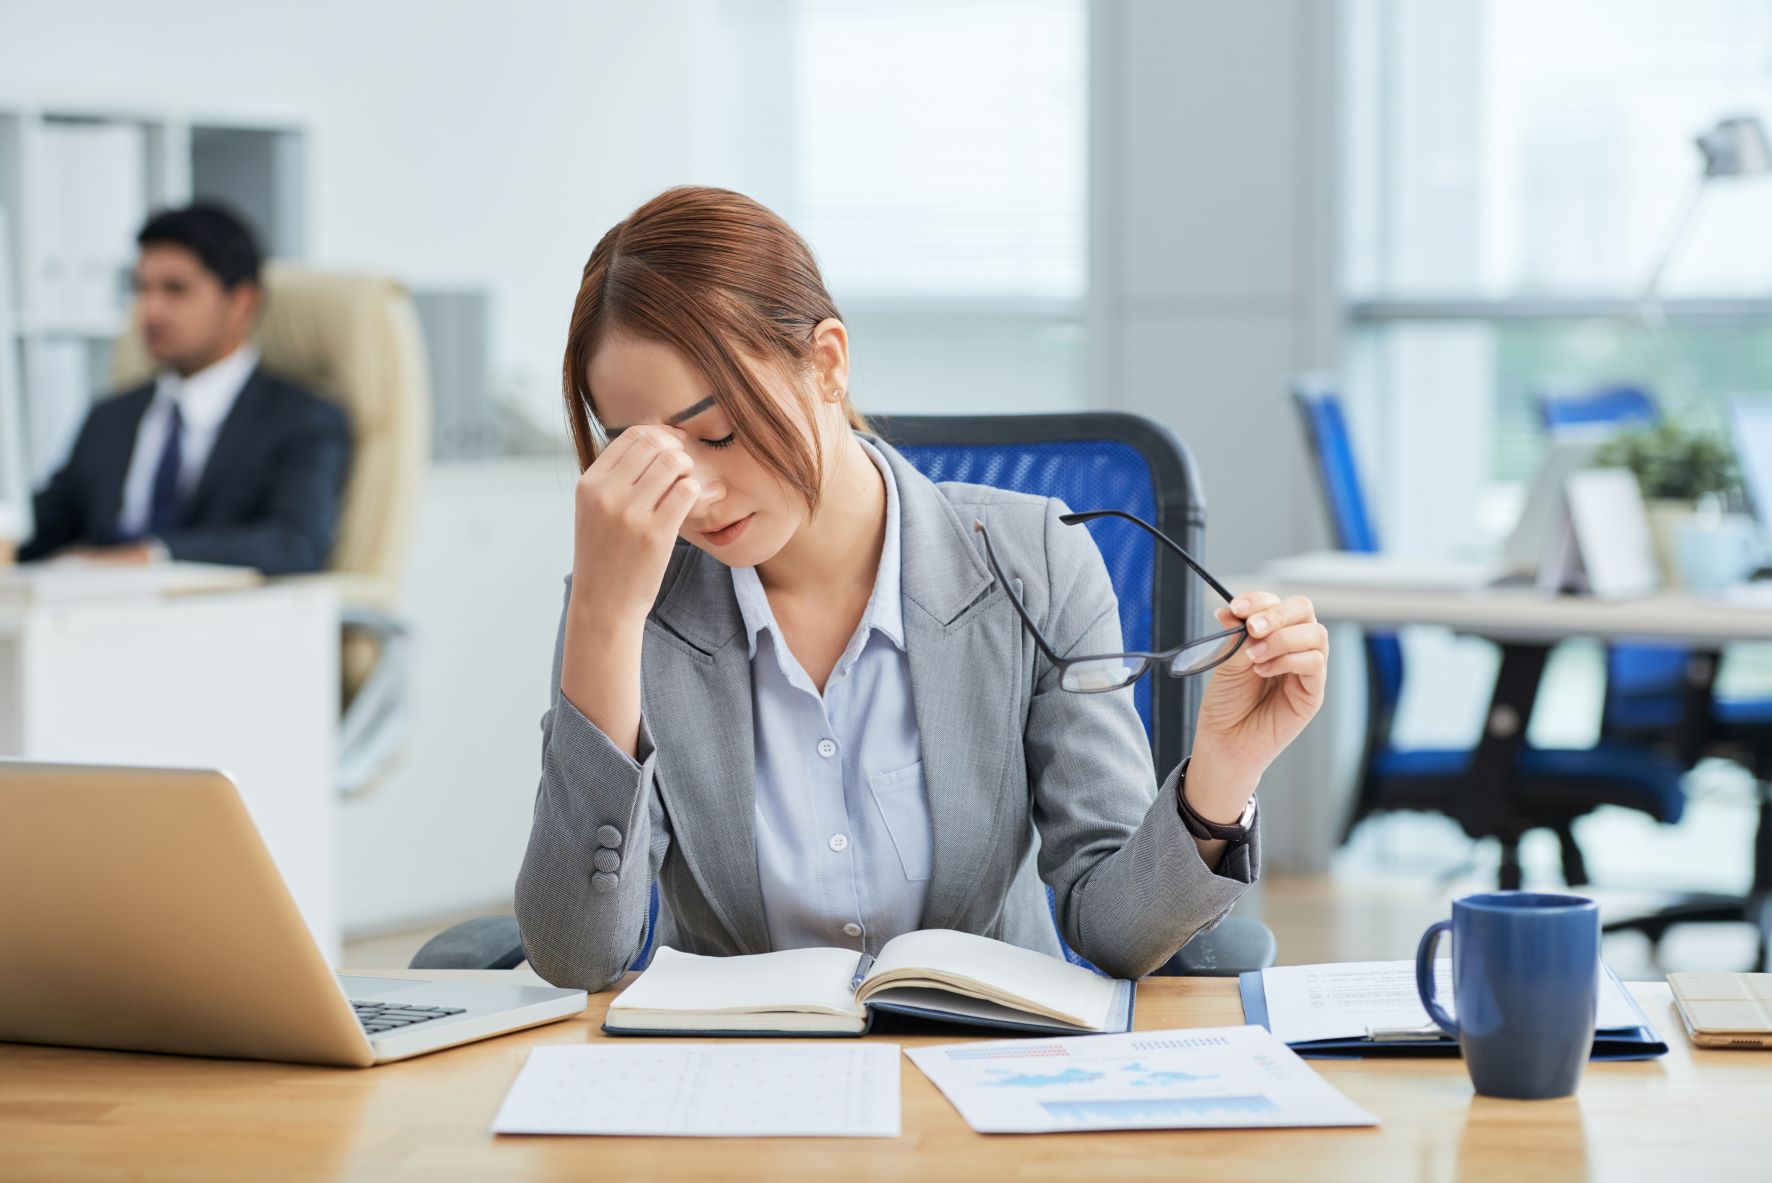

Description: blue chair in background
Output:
[1538,387,1696,749]
[413,413,1276,977]
[1538,384,1659,438]
[1293,385,1687,890]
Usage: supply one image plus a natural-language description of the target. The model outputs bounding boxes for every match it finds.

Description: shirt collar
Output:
[731,434,905,659]
[154,344,259,432]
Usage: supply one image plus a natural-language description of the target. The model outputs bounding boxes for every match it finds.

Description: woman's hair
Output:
[562,186,868,510]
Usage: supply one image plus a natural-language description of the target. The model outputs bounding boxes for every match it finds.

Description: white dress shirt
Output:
[731,437,932,957]
[115,345,259,540]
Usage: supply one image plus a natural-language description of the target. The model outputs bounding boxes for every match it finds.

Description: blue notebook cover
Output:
[1237,967,1668,1061]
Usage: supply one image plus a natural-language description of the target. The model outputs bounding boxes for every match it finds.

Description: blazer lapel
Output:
[182,367,267,524]
[876,441,1024,934]
[91,387,153,543]
[644,544,772,954]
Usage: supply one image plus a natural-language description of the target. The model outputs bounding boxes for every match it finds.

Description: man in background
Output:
[19,203,350,574]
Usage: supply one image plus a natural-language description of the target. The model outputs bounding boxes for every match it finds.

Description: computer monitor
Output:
[0,206,34,548]
[1729,395,1772,544]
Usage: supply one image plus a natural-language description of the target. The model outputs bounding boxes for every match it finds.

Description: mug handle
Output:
[1415,919,1459,1037]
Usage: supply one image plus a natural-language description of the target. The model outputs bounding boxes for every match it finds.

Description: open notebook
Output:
[604,929,1136,1037]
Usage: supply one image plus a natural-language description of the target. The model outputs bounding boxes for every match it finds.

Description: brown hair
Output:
[562,186,868,510]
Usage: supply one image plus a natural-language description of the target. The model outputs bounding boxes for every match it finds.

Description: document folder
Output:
[1238,966,1668,1061]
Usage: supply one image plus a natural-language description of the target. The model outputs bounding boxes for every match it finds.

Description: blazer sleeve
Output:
[18,413,99,562]
[158,399,351,575]
[514,579,670,992]
[1021,497,1261,980]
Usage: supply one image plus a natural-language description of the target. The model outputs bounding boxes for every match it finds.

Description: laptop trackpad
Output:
[337,974,435,1000]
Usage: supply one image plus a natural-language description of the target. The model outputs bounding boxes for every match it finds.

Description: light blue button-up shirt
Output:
[730,437,931,957]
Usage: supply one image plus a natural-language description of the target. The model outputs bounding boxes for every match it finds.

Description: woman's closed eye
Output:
[702,433,737,450]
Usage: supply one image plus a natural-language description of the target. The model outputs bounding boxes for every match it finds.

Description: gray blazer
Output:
[515,438,1260,992]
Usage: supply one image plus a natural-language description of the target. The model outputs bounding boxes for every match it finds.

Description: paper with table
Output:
[1240,960,1666,1060]
[905,1025,1377,1134]
[491,1044,901,1137]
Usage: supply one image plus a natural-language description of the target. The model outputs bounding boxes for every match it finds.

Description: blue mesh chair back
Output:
[874,412,1208,776]
[1292,388,1404,717]
[1539,387,1689,732]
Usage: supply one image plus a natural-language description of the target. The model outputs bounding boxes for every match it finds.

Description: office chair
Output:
[1294,385,1686,890]
[412,412,1276,978]
[114,263,431,796]
[1540,387,1772,966]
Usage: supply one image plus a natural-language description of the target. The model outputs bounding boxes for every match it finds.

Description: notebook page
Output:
[609,946,866,1019]
[860,929,1117,1029]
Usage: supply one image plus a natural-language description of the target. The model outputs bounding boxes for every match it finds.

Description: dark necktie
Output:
[148,403,185,536]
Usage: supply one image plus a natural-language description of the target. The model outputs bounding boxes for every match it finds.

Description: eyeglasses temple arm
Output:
[971,520,1069,664]
[1058,509,1239,604]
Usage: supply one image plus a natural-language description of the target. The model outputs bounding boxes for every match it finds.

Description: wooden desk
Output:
[3,975,1768,1182]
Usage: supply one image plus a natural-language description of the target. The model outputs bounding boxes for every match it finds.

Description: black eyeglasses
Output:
[973,510,1247,694]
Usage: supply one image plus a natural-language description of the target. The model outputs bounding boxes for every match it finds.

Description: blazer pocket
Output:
[867,760,933,882]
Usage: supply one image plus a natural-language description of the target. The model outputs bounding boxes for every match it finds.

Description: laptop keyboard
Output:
[350,1000,467,1036]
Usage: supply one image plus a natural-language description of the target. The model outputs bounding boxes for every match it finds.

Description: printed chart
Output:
[907,1025,1377,1134]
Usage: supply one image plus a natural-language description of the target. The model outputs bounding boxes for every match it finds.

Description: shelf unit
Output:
[0,104,306,482]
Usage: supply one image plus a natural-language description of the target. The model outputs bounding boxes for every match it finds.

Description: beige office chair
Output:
[113,263,432,796]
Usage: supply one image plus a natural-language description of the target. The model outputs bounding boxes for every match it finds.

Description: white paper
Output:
[906,1025,1376,1134]
[1565,468,1661,599]
[1259,960,1641,1045]
[491,1044,900,1137]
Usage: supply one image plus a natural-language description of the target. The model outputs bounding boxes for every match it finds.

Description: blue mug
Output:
[1414,891,1600,1100]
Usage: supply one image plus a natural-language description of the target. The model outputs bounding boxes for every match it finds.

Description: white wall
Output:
[340,456,577,932]
[1090,0,1350,872]
[0,0,703,426]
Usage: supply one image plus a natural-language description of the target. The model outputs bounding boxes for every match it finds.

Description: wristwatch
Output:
[1175,758,1256,842]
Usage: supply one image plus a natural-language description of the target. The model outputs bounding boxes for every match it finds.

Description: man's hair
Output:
[137,202,264,290]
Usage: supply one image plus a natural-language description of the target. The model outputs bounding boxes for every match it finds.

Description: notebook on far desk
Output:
[603,929,1135,1038]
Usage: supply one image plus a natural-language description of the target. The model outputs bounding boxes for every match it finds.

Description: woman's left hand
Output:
[1189,592,1328,802]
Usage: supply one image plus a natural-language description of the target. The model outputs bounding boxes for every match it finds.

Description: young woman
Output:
[516,187,1327,992]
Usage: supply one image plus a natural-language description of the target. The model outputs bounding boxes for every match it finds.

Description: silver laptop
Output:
[0,760,586,1067]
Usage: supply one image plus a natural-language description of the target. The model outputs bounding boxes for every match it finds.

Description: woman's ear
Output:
[809,318,849,402]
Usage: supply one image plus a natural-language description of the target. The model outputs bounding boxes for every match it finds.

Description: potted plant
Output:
[1592,422,1740,585]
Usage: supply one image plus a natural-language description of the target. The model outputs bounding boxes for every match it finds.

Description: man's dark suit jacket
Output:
[19,367,353,576]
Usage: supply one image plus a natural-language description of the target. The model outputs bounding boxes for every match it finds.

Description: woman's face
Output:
[588,330,831,568]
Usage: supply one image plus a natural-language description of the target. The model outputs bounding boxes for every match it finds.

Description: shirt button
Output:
[828,833,849,852]
[843,922,863,938]
[816,739,837,758]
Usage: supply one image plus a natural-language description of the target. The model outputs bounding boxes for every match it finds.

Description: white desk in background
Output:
[1238,564,1772,895]
[1244,577,1772,646]
[0,574,340,957]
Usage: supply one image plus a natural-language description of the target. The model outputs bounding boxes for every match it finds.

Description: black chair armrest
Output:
[408,915,525,970]
[1151,917,1277,977]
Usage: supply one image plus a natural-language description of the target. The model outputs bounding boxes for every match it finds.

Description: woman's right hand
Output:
[568,425,706,624]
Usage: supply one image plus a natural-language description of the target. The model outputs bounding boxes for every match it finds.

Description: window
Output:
[692,0,1088,413]
[1344,0,1772,556]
